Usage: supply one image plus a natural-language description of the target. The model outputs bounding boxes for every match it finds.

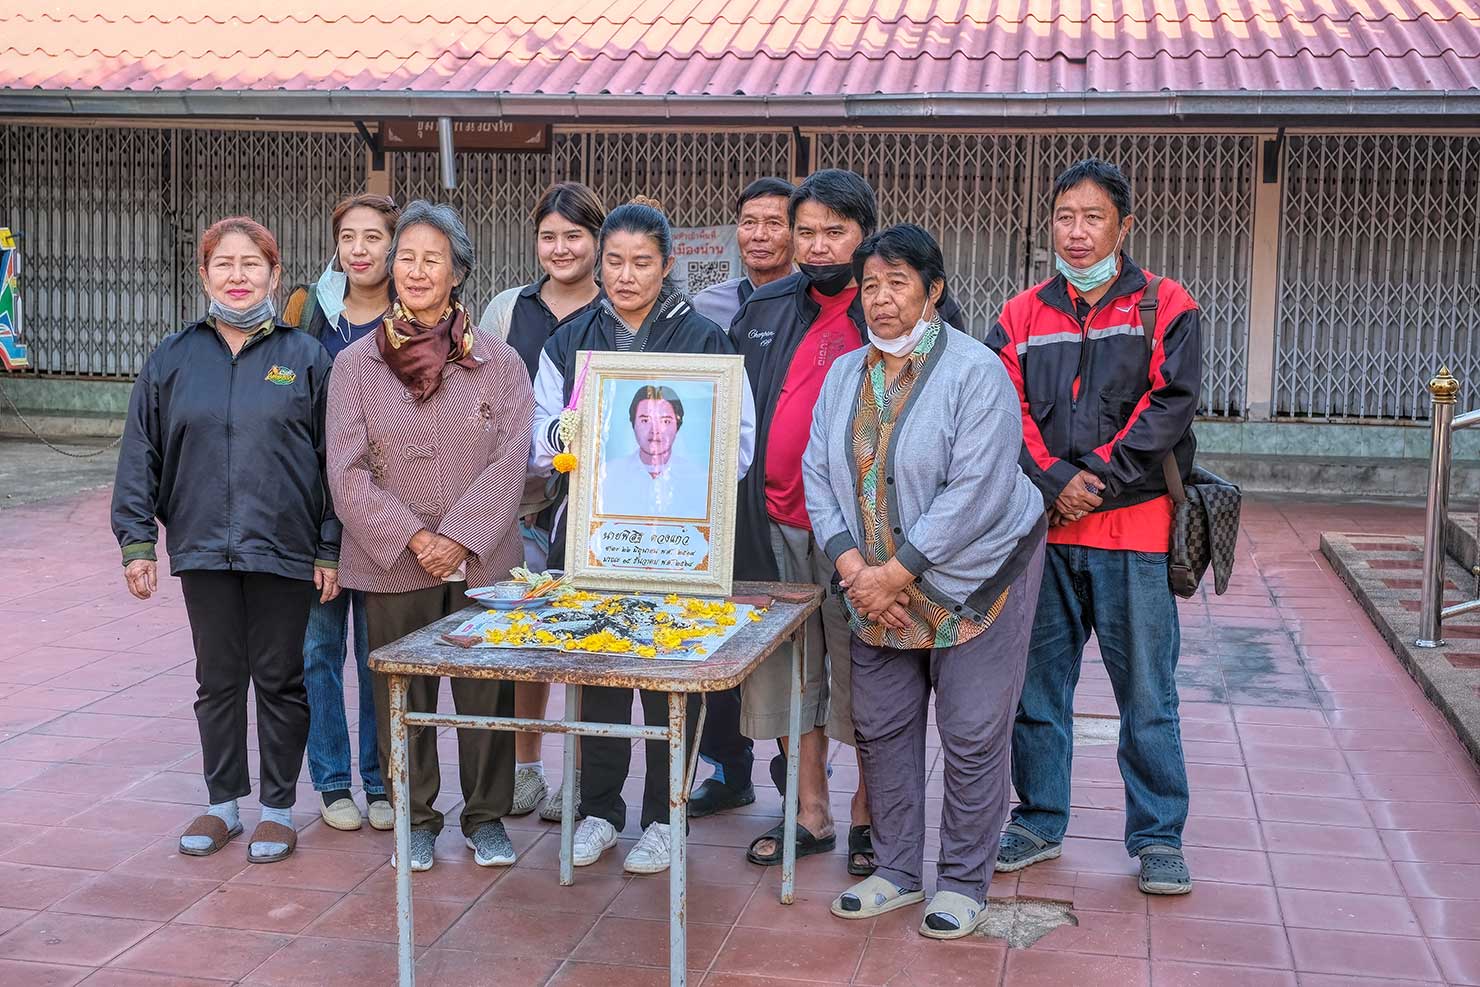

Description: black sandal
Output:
[746,821,837,866]
[848,824,876,876]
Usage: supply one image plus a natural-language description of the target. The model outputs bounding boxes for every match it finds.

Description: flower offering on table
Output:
[443,589,766,662]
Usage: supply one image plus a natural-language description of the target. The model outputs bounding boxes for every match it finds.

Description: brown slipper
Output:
[246,820,297,864]
[179,813,242,857]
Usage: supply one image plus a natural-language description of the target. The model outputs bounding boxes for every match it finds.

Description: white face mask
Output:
[315,259,348,324]
[868,300,933,357]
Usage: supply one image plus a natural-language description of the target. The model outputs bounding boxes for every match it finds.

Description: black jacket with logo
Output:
[111,319,340,580]
[727,271,967,581]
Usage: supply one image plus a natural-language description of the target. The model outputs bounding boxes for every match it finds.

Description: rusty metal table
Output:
[368,581,823,987]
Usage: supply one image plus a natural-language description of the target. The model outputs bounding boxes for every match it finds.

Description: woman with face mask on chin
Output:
[528,196,756,875]
[802,224,1047,939]
[283,195,401,835]
[479,182,607,823]
[112,217,340,866]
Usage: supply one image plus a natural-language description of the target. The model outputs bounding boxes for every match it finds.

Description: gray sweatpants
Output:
[851,541,1044,901]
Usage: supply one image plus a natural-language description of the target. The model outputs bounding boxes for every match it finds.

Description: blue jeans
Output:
[1010,544,1188,855]
[303,590,383,795]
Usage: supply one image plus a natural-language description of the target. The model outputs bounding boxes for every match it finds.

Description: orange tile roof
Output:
[3,1,1477,104]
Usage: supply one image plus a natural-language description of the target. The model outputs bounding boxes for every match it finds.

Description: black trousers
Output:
[179,570,315,808]
[698,686,754,787]
[579,687,701,831]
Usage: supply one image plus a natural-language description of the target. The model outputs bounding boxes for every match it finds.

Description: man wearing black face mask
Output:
[728,170,966,876]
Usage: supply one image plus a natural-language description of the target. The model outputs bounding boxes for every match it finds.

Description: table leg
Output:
[389,674,414,987]
[559,683,580,887]
[669,691,689,987]
[781,627,804,905]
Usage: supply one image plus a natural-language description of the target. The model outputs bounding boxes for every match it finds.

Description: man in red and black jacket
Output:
[986,159,1200,896]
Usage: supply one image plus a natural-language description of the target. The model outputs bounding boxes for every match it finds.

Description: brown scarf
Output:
[378,300,478,401]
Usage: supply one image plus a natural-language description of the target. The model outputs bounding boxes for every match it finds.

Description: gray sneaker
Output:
[390,829,437,873]
[538,772,582,823]
[466,821,516,867]
[994,823,1062,873]
[510,767,549,817]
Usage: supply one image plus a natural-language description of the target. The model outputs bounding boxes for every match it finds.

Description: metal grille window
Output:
[171,128,365,328]
[814,132,1032,339]
[1,124,173,376]
[1031,135,1254,418]
[0,124,364,376]
[577,131,793,228]
[392,142,570,317]
[1276,135,1480,420]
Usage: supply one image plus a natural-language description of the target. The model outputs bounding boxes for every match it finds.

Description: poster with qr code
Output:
[672,226,742,296]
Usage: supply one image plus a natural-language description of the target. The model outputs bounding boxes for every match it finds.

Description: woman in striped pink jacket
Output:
[327,200,533,873]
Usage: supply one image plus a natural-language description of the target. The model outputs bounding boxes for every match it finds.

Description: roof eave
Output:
[2,89,1478,123]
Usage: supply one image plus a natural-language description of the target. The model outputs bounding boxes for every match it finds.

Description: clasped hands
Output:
[409,529,470,580]
[836,549,915,631]
[1049,469,1104,527]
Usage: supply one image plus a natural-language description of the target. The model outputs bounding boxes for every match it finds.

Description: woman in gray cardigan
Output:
[802,224,1046,939]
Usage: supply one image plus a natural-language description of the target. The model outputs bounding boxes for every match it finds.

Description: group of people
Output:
[111,156,1201,940]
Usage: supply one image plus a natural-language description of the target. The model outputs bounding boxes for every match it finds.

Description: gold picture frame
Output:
[563,350,745,597]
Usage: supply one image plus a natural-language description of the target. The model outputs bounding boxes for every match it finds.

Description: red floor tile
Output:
[303,890,467,948]
[1149,961,1296,987]
[107,923,290,980]
[853,937,1008,986]
[0,959,91,987]
[0,827,156,872]
[1430,937,1480,986]
[172,883,341,935]
[415,948,562,986]
[1275,887,1420,934]
[1268,852,1403,895]
[1003,949,1150,987]
[711,926,865,983]
[0,911,159,967]
[547,962,672,987]
[50,872,219,921]
[1258,821,1386,858]
[572,915,730,970]
[238,934,399,986]
[1148,915,1292,968]
[1286,928,1441,981]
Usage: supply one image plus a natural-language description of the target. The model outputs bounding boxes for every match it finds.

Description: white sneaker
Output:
[572,816,618,867]
[624,822,672,874]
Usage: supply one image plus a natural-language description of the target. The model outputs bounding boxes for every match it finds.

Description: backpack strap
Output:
[1138,275,1187,504]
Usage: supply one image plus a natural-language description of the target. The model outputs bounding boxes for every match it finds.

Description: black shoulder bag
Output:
[1138,277,1242,598]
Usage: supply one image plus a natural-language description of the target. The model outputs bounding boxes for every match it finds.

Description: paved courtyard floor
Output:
[1,483,1478,985]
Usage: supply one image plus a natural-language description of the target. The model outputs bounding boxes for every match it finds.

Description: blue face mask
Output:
[1054,231,1127,293]
[315,260,348,324]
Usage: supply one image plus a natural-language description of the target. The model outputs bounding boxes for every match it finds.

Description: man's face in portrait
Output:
[633,397,680,466]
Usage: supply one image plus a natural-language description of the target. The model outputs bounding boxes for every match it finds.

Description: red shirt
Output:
[766,287,859,528]
[1048,495,1172,552]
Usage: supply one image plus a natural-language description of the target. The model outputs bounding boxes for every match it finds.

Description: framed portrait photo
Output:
[564,350,745,596]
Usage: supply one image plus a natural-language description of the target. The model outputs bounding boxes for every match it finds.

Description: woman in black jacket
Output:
[529,198,755,875]
[112,216,339,865]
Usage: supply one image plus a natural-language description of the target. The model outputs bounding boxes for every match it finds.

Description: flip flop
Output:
[831,874,924,919]
[746,821,837,867]
[847,824,876,877]
[178,814,242,857]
